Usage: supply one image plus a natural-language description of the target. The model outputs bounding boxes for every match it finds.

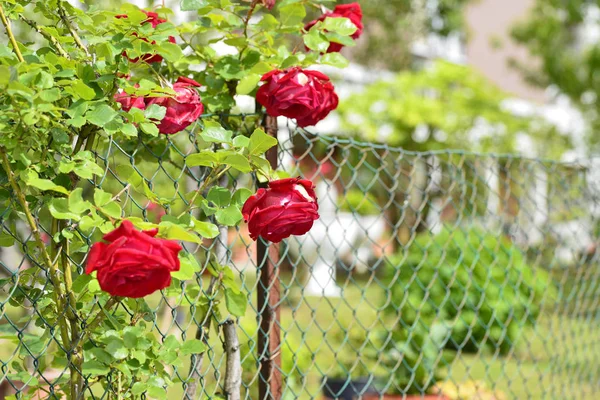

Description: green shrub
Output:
[379,226,554,393]
[338,189,381,216]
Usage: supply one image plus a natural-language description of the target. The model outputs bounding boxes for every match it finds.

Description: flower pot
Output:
[322,376,378,400]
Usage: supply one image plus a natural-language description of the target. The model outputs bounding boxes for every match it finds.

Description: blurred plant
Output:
[383,227,554,358]
[338,188,381,216]
[511,0,600,154]
[338,61,570,158]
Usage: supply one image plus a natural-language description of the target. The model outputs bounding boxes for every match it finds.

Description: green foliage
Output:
[511,0,599,153]
[380,227,554,392]
[338,61,570,158]
[338,188,380,216]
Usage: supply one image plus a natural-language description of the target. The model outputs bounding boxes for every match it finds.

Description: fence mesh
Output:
[0,116,599,400]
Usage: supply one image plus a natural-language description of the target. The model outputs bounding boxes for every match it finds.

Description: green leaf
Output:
[145,104,166,121]
[207,187,231,207]
[232,188,253,206]
[159,222,201,244]
[201,125,233,144]
[232,135,250,148]
[321,52,349,68]
[249,128,278,155]
[72,80,96,100]
[94,189,112,207]
[191,219,219,239]
[83,360,110,376]
[236,74,261,95]
[121,123,138,137]
[23,171,69,195]
[106,338,128,360]
[69,188,92,214]
[187,151,219,167]
[99,202,122,219]
[39,88,61,102]
[140,122,159,136]
[304,29,330,53]
[224,288,247,317]
[171,253,200,280]
[72,274,93,293]
[158,42,184,63]
[322,17,358,36]
[123,329,138,349]
[216,205,243,226]
[180,339,206,356]
[49,198,81,221]
[131,382,147,396]
[223,154,252,173]
[279,3,306,27]
[86,105,118,127]
[0,232,14,247]
[181,0,208,11]
[147,386,167,400]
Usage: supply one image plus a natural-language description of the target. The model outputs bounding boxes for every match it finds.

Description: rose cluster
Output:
[91,3,364,298]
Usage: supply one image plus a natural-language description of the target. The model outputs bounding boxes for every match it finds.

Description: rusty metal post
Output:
[256,115,282,400]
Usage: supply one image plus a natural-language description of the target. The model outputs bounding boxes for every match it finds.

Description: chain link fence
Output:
[0,116,599,400]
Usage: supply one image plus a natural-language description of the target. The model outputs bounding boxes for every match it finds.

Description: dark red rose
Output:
[256,67,338,127]
[85,220,182,298]
[115,10,176,64]
[114,84,146,112]
[242,178,319,243]
[114,77,204,134]
[261,0,276,9]
[145,77,204,134]
[304,2,363,53]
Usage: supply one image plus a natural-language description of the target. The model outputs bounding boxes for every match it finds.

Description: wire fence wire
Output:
[0,117,599,400]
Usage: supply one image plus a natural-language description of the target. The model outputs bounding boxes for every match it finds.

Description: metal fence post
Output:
[257,115,282,400]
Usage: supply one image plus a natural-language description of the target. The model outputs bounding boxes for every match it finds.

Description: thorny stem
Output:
[0,3,25,62]
[57,1,90,58]
[243,0,260,37]
[178,166,231,218]
[0,150,72,354]
[19,15,69,58]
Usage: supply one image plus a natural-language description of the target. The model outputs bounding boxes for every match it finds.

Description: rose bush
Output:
[86,220,182,298]
[0,0,359,398]
[242,178,320,243]
[256,67,339,127]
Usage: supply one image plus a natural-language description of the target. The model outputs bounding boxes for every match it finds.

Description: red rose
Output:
[261,0,276,9]
[242,178,320,243]
[256,67,339,127]
[115,10,176,64]
[115,77,204,134]
[114,84,146,112]
[145,77,204,134]
[304,2,363,53]
[85,220,182,298]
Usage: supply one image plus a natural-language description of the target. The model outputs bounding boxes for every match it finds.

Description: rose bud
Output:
[256,67,339,128]
[115,10,176,64]
[85,220,183,298]
[262,0,276,9]
[304,2,363,53]
[242,178,320,243]
[145,77,204,134]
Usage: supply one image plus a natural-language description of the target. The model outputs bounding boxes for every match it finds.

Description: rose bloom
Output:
[145,77,204,134]
[256,67,338,127]
[114,77,204,134]
[242,178,320,243]
[304,2,363,53]
[115,10,176,63]
[85,220,182,298]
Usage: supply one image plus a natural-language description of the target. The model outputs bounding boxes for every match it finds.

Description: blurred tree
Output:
[511,0,600,153]
[338,61,570,157]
